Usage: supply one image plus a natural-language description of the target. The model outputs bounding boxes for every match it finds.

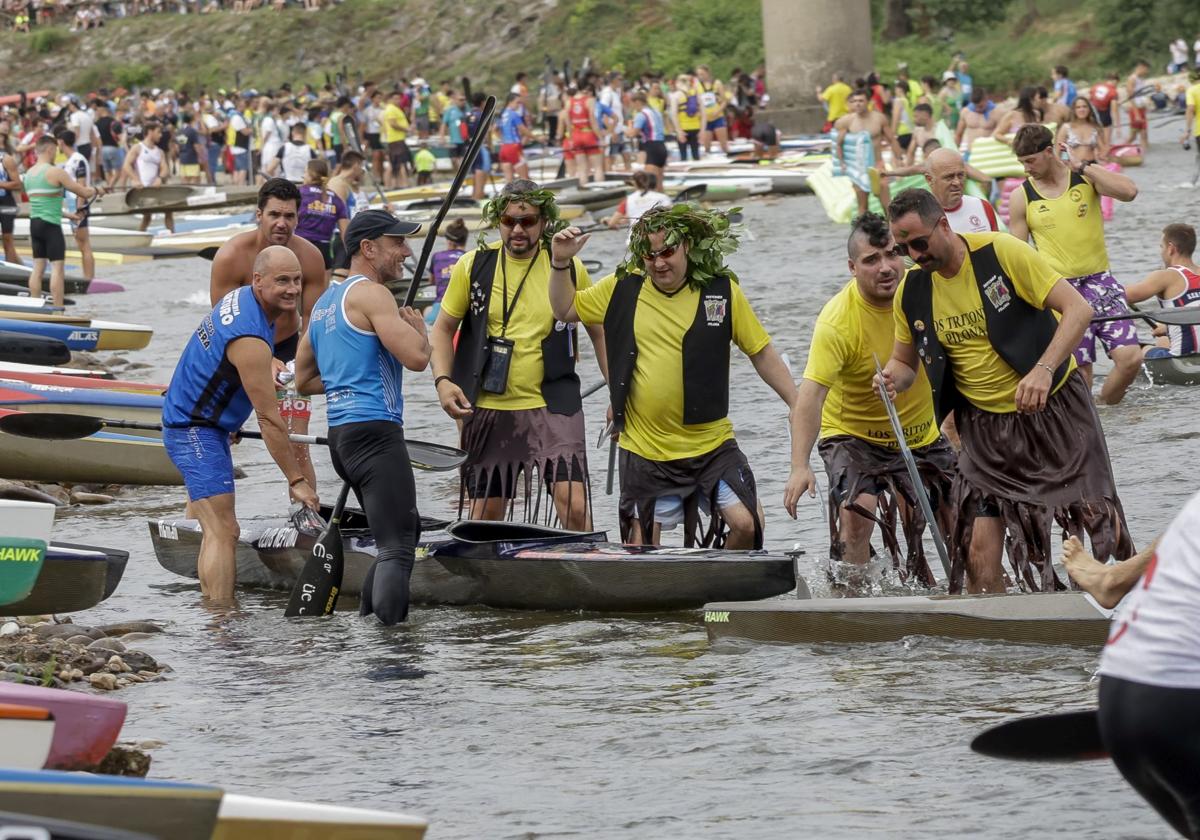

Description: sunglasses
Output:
[896,234,933,257]
[499,214,541,229]
[643,244,679,261]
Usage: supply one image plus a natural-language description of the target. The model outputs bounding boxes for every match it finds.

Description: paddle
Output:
[402,94,497,307]
[284,481,349,617]
[0,412,466,472]
[340,114,389,207]
[1091,306,1200,326]
[873,354,951,578]
[970,709,1107,762]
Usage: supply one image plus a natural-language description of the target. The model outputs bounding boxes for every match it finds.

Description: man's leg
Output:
[835,492,878,565]
[551,479,591,531]
[73,227,94,280]
[967,514,1006,593]
[852,185,868,215]
[27,258,46,299]
[722,498,766,550]
[191,492,240,602]
[48,260,66,308]
[1099,343,1143,404]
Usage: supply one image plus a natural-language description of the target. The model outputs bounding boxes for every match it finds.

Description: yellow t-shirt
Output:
[677,87,703,132]
[575,272,771,461]
[1187,83,1200,136]
[647,95,666,116]
[893,232,1073,413]
[804,279,938,449]
[1023,175,1108,277]
[382,103,409,144]
[441,243,592,411]
[821,82,852,122]
[699,80,727,121]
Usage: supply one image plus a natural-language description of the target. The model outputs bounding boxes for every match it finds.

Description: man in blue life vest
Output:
[163,245,320,604]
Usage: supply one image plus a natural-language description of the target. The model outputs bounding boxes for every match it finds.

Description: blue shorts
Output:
[706,116,727,130]
[653,480,739,530]
[163,426,235,502]
[1145,347,1172,359]
[233,151,251,173]
[470,147,491,173]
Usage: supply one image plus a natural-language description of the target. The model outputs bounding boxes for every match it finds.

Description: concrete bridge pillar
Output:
[760,0,874,133]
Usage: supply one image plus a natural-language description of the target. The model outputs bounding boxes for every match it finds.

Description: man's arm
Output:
[881,338,920,397]
[1082,163,1137,202]
[964,162,993,186]
[548,227,588,322]
[121,143,140,179]
[357,283,431,371]
[749,342,798,406]
[429,310,473,418]
[47,167,96,200]
[209,242,247,306]
[226,337,318,508]
[296,241,328,325]
[1124,269,1176,305]
[1006,187,1030,242]
[584,324,608,381]
[0,156,21,191]
[783,378,828,518]
[954,109,967,148]
[293,329,324,395]
[1013,278,1091,413]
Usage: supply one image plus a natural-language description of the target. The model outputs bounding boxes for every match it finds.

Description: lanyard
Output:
[499,245,540,337]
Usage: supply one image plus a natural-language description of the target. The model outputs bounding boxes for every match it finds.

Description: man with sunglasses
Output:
[547,206,796,549]
[785,212,956,591]
[430,180,606,531]
[1007,124,1142,404]
[881,188,1133,595]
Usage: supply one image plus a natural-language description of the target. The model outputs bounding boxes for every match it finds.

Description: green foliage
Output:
[621,203,742,290]
[114,63,154,89]
[29,27,68,54]
[1094,0,1200,66]
[479,187,565,248]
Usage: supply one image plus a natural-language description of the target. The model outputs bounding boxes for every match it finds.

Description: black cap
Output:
[344,210,423,257]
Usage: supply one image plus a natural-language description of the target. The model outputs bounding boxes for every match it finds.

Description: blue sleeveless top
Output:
[308,276,404,426]
[163,285,274,432]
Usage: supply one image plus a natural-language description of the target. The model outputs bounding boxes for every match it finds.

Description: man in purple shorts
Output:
[1008,124,1142,404]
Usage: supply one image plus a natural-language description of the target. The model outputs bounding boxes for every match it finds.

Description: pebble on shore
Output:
[0,616,169,691]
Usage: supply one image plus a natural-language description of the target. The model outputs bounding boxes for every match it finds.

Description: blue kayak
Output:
[0,318,152,351]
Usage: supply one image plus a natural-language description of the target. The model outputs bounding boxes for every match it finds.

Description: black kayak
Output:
[0,330,71,365]
[0,262,123,295]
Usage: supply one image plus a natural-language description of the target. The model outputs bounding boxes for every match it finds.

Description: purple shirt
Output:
[295,184,348,245]
[430,248,465,299]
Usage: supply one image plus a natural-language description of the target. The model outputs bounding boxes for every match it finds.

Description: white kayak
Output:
[215,794,428,839]
[0,703,56,770]
[13,219,154,250]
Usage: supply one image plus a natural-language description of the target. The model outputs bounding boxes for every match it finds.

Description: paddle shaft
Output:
[91,416,327,446]
[1091,306,1200,326]
[403,96,497,308]
[873,355,951,578]
[340,115,389,206]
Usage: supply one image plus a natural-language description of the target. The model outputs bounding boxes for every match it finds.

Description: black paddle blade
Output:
[0,412,104,440]
[198,246,220,262]
[970,709,1107,763]
[408,440,467,472]
[284,485,350,617]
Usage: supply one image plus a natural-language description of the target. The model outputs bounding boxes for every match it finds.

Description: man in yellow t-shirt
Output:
[1185,73,1200,184]
[883,188,1132,595]
[816,72,852,131]
[382,90,411,189]
[547,205,796,549]
[431,181,606,531]
[784,213,955,589]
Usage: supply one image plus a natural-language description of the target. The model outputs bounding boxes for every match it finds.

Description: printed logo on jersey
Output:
[983,274,1012,311]
[703,296,727,326]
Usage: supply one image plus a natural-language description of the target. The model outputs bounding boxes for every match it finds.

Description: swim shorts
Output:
[163,425,235,502]
[642,139,668,168]
[499,142,524,165]
[1068,270,1139,365]
[707,116,727,131]
[29,218,65,261]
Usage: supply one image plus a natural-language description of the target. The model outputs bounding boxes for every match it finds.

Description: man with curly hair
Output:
[785,213,957,591]
[430,179,606,529]
[548,204,796,548]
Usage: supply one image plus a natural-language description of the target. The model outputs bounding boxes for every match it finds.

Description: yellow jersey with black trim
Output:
[1022,172,1108,278]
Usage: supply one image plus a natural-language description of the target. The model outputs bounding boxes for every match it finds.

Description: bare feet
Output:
[1062,536,1119,608]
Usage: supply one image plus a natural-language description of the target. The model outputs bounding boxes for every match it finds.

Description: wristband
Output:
[434,374,452,388]
[550,260,571,270]
[1036,362,1055,376]
[289,477,306,487]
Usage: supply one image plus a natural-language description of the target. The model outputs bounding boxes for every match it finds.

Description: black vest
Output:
[449,246,581,415]
[900,239,1070,422]
[604,271,734,431]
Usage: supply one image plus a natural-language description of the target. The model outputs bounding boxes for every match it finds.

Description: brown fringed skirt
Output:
[458,406,591,526]
[950,371,1134,593]
[818,434,958,588]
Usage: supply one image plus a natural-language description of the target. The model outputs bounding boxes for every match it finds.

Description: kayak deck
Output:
[704,592,1111,647]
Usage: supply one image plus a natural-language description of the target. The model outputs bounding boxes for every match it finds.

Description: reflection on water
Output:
[51,140,1192,838]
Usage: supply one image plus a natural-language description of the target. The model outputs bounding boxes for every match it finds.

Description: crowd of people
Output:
[3,0,337,29]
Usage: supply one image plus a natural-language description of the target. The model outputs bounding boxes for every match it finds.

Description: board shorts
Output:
[572,130,601,156]
[364,132,383,151]
[179,163,200,178]
[654,480,739,529]
[642,139,668,168]
[388,140,412,173]
[452,143,467,159]
[1094,106,1113,128]
[0,206,13,235]
[706,116,727,131]
[100,146,124,174]
[469,147,491,173]
[499,142,524,165]
[163,425,235,502]
[1068,270,1139,365]
[561,135,576,162]
[414,115,431,135]
[1128,106,1147,130]
[233,149,251,173]
[29,218,65,261]
[608,137,626,157]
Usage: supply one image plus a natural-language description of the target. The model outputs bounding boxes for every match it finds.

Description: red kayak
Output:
[0,683,126,770]
[0,370,165,395]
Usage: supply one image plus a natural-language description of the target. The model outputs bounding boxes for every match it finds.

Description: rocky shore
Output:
[0,616,169,690]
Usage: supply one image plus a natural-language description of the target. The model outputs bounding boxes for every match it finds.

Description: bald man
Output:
[164,245,320,604]
[923,147,1001,234]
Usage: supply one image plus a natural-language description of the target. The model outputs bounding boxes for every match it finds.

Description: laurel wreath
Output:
[479,188,565,248]
[620,203,742,290]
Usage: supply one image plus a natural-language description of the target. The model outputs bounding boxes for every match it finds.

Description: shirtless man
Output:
[1126,59,1151,149]
[955,88,994,157]
[834,89,902,214]
[209,177,327,494]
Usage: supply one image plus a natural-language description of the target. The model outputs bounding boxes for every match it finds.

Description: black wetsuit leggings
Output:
[1099,675,1200,838]
[328,420,420,624]
[677,130,701,161]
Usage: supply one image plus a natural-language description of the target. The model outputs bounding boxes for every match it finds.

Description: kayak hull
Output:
[0,318,152,351]
[0,329,70,366]
[0,686,125,770]
[0,378,164,426]
[0,705,54,770]
[704,592,1111,647]
[1,544,112,615]
[214,794,427,840]
[150,515,798,612]
[1145,352,1200,386]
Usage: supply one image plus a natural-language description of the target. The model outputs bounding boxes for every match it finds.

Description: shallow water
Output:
[53,120,1193,838]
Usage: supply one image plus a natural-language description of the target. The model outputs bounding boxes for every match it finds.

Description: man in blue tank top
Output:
[163,245,320,604]
[295,210,431,625]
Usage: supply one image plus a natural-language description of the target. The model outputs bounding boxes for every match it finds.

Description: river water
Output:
[53,122,1194,838]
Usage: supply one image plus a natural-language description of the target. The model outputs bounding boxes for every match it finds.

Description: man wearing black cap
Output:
[295,210,431,625]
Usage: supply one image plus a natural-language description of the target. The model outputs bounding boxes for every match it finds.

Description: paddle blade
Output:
[971,710,1107,762]
[1144,306,1200,327]
[198,246,220,262]
[408,440,467,472]
[0,412,103,440]
[284,487,350,617]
